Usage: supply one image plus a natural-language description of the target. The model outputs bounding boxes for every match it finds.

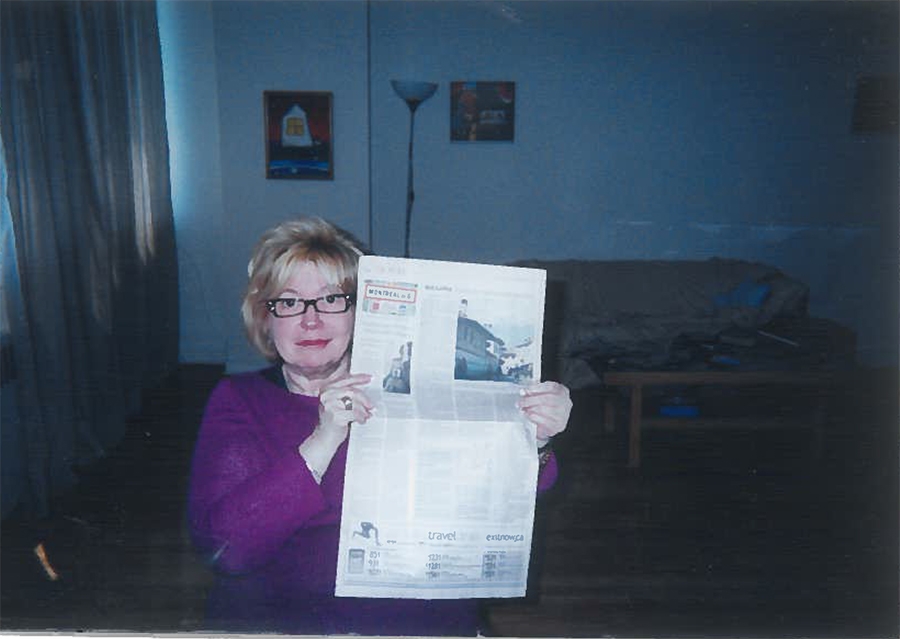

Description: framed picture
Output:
[264,91,333,179]
[450,81,515,142]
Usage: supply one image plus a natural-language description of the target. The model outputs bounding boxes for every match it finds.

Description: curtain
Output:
[0,0,179,518]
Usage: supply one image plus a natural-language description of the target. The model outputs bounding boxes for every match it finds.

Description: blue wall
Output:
[159,0,898,371]
[159,0,371,370]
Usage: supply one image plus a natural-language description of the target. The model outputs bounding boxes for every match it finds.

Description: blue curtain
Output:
[0,0,179,518]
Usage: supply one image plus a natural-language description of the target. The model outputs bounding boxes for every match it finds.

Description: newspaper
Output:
[334,255,547,599]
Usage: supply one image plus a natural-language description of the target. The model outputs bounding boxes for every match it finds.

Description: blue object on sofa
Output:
[714,279,772,308]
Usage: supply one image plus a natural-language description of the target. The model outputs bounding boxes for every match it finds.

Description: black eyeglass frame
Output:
[265,293,356,317]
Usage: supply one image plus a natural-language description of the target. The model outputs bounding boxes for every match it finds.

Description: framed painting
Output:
[264,91,333,179]
[450,81,515,142]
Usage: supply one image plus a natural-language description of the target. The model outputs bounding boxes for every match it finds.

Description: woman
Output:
[188,217,572,636]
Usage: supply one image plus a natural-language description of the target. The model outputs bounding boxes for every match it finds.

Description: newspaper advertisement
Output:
[334,255,547,599]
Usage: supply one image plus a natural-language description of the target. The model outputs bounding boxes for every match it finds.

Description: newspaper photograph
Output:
[335,256,547,599]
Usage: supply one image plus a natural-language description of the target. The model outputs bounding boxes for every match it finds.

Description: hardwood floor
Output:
[2,364,897,637]
[1,365,219,633]
[490,370,899,637]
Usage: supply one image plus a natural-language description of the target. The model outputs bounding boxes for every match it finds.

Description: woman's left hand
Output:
[517,381,572,444]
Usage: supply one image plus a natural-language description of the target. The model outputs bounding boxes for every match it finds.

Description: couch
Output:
[513,258,856,390]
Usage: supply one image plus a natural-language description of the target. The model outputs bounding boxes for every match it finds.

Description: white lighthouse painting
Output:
[264,91,333,179]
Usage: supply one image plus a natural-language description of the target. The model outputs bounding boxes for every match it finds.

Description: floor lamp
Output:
[391,80,438,258]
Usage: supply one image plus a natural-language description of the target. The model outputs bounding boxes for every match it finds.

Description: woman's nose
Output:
[299,308,323,329]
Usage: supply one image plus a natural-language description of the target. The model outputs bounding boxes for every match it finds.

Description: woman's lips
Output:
[297,339,330,348]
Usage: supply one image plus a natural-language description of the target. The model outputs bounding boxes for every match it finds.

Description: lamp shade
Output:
[391,80,438,106]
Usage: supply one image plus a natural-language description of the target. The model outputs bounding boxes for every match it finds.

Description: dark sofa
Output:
[513,258,856,389]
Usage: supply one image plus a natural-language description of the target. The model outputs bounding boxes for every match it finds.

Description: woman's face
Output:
[268,260,355,379]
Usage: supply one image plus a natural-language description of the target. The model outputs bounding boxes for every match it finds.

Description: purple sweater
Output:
[188,368,558,636]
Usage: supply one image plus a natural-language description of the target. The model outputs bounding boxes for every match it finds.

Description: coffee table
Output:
[601,370,845,468]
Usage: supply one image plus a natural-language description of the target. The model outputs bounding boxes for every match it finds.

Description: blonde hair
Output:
[241,217,366,361]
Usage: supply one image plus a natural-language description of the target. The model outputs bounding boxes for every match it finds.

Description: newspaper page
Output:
[334,255,547,599]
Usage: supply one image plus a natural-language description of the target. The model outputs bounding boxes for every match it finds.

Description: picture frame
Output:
[450,81,515,142]
[264,91,333,179]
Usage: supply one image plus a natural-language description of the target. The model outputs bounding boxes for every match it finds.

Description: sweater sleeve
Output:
[188,378,328,575]
[537,450,559,493]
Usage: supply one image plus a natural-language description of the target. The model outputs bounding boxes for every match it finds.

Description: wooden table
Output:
[601,370,845,468]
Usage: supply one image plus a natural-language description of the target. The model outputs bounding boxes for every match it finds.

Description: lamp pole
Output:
[403,100,421,258]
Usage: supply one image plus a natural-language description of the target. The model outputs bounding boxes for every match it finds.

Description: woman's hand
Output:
[517,381,572,446]
[317,373,374,442]
[299,373,373,482]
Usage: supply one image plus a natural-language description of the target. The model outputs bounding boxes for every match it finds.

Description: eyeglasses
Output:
[265,293,356,318]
